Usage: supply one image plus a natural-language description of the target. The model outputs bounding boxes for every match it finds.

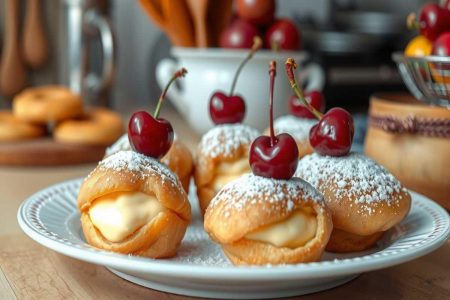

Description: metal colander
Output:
[392,52,450,108]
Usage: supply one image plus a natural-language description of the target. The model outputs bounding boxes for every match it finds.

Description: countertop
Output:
[0,109,449,299]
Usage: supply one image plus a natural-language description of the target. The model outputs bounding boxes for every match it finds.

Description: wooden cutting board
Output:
[0,138,106,166]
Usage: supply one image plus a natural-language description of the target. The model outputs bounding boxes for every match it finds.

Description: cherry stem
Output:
[406,13,419,30]
[154,68,187,118]
[285,58,323,120]
[271,40,280,52]
[269,61,276,146]
[229,36,262,96]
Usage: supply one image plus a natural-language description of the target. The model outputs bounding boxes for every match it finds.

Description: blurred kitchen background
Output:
[0,0,424,111]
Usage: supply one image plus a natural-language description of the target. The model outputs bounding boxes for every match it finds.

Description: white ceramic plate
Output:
[18,179,450,299]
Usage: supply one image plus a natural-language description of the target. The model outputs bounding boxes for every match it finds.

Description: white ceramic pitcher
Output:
[157,48,324,134]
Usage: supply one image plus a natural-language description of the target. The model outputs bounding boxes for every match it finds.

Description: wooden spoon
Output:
[0,0,28,97]
[22,0,50,69]
[139,0,179,46]
[139,0,165,29]
[161,0,195,47]
[186,0,209,47]
[207,0,233,47]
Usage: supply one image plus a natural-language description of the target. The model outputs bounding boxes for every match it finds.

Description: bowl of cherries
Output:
[393,0,450,107]
[155,0,324,134]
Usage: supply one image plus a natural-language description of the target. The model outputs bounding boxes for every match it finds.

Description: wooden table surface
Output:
[0,109,449,299]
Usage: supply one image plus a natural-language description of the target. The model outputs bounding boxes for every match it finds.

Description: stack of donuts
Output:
[0,85,123,146]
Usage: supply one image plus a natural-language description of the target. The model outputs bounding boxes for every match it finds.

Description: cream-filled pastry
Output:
[204,174,333,265]
[104,134,193,193]
[78,150,191,258]
[267,115,317,158]
[296,153,411,253]
[88,192,165,242]
[195,124,259,215]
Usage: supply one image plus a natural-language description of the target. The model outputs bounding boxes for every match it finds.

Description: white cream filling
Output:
[88,191,165,242]
[245,210,317,248]
[211,157,251,192]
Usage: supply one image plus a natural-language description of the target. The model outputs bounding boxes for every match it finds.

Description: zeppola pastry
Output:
[194,124,259,214]
[296,153,411,252]
[54,107,123,146]
[269,115,317,158]
[78,150,191,258]
[204,174,332,265]
[13,85,83,123]
[205,61,333,266]
[0,110,46,141]
[105,134,194,192]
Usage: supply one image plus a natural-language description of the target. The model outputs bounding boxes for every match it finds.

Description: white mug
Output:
[156,48,325,134]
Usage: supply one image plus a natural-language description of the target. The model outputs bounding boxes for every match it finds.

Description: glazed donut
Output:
[13,86,83,123]
[204,174,333,265]
[0,110,46,142]
[296,152,411,253]
[268,115,317,158]
[105,134,194,193]
[54,107,123,146]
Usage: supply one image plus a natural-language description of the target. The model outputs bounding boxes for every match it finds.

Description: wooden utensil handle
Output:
[23,0,50,69]
[0,0,28,97]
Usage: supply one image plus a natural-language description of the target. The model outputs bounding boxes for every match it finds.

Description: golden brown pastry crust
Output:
[322,182,411,237]
[54,107,123,146]
[161,139,194,193]
[195,125,258,214]
[104,136,194,193]
[0,110,46,141]
[13,85,83,123]
[78,151,191,257]
[326,228,383,253]
[296,153,412,253]
[204,175,333,265]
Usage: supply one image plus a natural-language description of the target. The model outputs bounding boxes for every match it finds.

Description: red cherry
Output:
[285,58,354,157]
[264,19,301,50]
[249,61,299,180]
[408,4,450,41]
[443,0,450,10]
[128,68,186,158]
[289,90,325,119]
[309,108,354,157]
[128,111,174,159]
[432,32,450,56]
[236,0,275,26]
[210,37,261,125]
[209,92,245,124]
[250,133,299,179]
[219,19,260,49]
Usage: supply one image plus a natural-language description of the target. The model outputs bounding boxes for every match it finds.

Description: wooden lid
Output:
[370,93,450,119]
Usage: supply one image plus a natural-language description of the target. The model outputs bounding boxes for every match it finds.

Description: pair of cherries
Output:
[208,39,298,180]
[127,68,187,159]
[285,59,354,157]
[407,3,450,41]
[249,60,354,180]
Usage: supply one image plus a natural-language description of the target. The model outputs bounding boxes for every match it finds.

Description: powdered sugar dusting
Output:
[210,174,324,217]
[105,133,178,157]
[273,115,317,141]
[169,219,230,265]
[296,153,407,212]
[92,151,179,187]
[105,134,129,157]
[199,124,259,158]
